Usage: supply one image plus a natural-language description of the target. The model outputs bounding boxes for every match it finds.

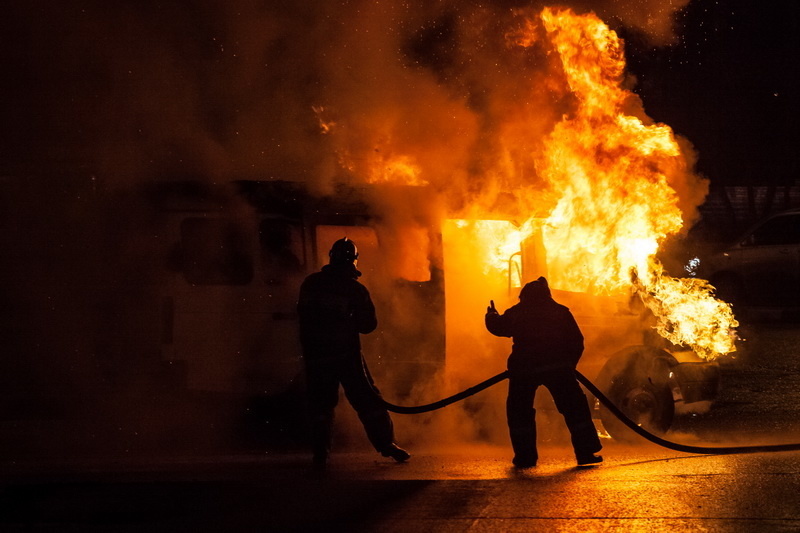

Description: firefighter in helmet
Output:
[297,237,410,469]
[485,276,602,468]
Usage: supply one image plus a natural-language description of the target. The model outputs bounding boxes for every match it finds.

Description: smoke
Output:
[2,0,691,186]
[2,1,707,456]
[578,0,693,45]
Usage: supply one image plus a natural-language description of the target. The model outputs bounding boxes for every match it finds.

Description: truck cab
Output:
[150,179,721,442]
[152,180,444,399]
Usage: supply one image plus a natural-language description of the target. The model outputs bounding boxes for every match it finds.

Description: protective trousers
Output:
[305,355,395,459]
[507,369,602,464]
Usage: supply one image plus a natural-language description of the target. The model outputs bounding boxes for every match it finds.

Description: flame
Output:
[634,266,739,360]
[531,7,737,359]
[447,219,524,286]
[319,7,738,361]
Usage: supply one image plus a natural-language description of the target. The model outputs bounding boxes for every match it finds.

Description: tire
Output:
[594,346,677,442]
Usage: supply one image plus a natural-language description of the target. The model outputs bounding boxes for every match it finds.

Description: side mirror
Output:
[508,251,522,295]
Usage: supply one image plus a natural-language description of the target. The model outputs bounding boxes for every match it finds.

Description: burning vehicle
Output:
[1,7,741,448]
[137,176,730,442]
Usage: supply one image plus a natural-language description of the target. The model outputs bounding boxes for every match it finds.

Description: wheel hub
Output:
[623,387,658,425]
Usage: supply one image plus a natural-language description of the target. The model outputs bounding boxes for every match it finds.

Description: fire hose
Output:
[381,370,800,455]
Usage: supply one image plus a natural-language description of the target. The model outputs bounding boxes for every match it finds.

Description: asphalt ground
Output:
[671,319,800,441]
[3,444,800,531]
[3,317,800,530]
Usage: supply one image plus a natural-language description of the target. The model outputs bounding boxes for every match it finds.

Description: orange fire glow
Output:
[321,7,738,362]
[443,8,737,360]
[531,7,737,359]
[365,153,427,187]
[313,105,428,187]
[448,219,524,285]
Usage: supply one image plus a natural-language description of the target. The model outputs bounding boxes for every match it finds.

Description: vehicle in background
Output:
[691,208,800,308]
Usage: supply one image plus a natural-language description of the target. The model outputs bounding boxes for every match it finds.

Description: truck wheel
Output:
[594,346,677,442]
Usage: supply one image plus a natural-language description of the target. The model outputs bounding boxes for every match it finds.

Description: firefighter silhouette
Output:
[297,238,410,469]
[485,276,602,468]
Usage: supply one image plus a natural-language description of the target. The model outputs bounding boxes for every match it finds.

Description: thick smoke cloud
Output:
[2,0,690,187]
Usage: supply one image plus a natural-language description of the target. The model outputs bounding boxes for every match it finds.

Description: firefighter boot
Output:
[381,444,411,463]
[509,426,538,468]
[576,453,603,466]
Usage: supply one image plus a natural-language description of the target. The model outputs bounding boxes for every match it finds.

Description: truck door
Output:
[163,215,305,394]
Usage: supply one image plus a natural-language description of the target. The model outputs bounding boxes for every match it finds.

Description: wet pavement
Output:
[3,444,800,531]
[672,321,800,441]
[4,320,800,531]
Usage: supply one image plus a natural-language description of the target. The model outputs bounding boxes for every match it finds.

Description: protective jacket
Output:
[486,278,600,466]
[297,263,377,361]
[485,284,584,375]
[297,260,398,462]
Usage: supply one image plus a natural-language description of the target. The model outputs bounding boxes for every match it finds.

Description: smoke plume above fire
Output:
[6,0,689,185]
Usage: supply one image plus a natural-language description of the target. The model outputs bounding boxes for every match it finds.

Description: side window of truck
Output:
[259,219,304,285]
[179,218,254,285]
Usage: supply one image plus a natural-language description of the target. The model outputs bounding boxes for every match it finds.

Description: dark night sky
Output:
[1,0,798,188]
[623,0,800,185]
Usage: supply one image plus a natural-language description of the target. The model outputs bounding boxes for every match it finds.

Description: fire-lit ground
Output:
[4,321,800,531]
[3,446,800,531]
[671,321,800,442]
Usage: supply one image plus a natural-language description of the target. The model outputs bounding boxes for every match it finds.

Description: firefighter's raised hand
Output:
[486,300,498,315]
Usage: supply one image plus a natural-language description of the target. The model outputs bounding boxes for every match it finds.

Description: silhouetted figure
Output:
[485,276,602,468]
[298,238,410,470]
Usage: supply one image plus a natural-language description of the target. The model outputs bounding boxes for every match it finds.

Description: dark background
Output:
[1,1,798,188]
[623,0,800,187]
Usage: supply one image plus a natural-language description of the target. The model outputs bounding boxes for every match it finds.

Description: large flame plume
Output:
[534,7,737,359]
[320,7,738,362]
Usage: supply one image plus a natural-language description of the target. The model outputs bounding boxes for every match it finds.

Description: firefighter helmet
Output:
[329,237,359,264]
[519,276,551,302]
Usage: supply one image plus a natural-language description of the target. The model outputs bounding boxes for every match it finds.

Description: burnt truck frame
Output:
[144,179,719,441]
[0,177,718,443]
